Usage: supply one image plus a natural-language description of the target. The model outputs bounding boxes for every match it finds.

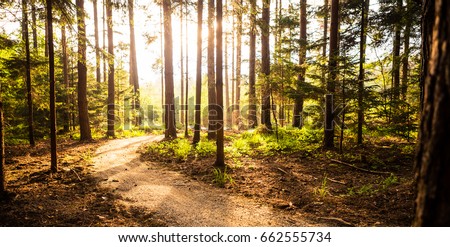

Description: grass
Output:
[212,167,234,188]
[313,175,329,198]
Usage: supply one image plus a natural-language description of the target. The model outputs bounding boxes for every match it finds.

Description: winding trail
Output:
[93,135,314,226]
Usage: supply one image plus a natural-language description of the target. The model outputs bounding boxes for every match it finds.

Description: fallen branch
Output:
[330,159,392,175]
[318,216,354,226]
[326,177,347,185]
[71,169,82,181]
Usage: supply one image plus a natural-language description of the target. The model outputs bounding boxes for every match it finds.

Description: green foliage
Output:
[146,138,192,161]
[195,140,216,158]
[380,174,399,190]
[212,167,234,188]
[313,175,329,198]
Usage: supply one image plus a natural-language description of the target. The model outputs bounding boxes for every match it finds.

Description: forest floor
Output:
[0,133,415,226]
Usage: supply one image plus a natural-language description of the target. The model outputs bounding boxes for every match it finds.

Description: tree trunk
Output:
[0,101,5,194]
[193,0,203,145]
[22,0,36,147]
[414,0,450,226]
[106,0,115,137]
[260,0,271,130]
[103,0,107,84]
[420,0,433,110]
[207,0,216,140]
[357,0,369,145]
[215,0,225,169]
[47,0,57,173]
[62,24,70,133]
[31,0,38,50]
[293,0,307,128]
[401,0,411,100]
[392,0,402,102]
[224,0,230,129]
[128,0,140,126]
[77,0,92,141]
[234,0,242,127]
[180,0,185,127]
[248,0,257,128]
[94,0,101,86]
[324,0,339,149]
[163,0,177,139]
[184,0,189,137]
[322,0,328,88]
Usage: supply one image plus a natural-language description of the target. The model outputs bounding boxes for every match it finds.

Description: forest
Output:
[0,0,448,227]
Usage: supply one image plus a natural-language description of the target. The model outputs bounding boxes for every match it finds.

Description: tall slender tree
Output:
[414,0,450,226]
[128,0,140,126]
[248,0,257,128]
[392,0,402,102]
[0,101,5,194]
[357,0,369,145]
[322,0,328,87]
[94,0,101,85]
[22,0,35,147]
[260,0,272,130]
[163,0,177,138]
[324,0,339,148]
[234,0,242,127]
[215,0,225,168]
[184,0,189,137]
[47,0,57,172]
[293,0,307,128]
[193,0,203,144]
[207,0,216,139]
[62,24,70,133]
[180,0,185,126]
[106,0,115,137]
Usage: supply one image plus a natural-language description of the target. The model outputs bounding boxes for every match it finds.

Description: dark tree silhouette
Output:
[193,0,203,145]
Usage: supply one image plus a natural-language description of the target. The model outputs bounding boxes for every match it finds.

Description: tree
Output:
[260,0,272,130]
[106,0,115,137]
[414,0,450,226]
[0,101,5,194]
[47,0,57,172]
[94,0,101,85]
[324,0,338,149]
[193,0,203,145]
[234,0,242,127]
[357,0,369,145]
[22,0,35,147]
[293,0,307,128]
[128,0,140,126]
[248,0,257,128]
[207,0,216,139]
[391,0,402,102]
[77,0,92,140]
[163,0,177,139]
[62,24,70,132]
[215,0,225,168]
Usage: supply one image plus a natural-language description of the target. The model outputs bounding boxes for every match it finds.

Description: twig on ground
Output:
[330,159,392,175]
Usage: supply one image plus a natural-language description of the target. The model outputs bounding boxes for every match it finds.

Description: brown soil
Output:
[0,134,415,226]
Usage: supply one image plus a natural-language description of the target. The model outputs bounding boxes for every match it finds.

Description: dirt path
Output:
[93,135,316,226]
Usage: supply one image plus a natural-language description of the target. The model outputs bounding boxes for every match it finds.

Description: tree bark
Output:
[401,0,411,100]
[163,0,177,138]
[207,0,216,139]
[261,0,272,130]
[22,0,35,147]
[47,0,57,172]
[94,0,101,86]
[62,24,70,133]
[414,0,450,226]
[128,0,140,126]
[322,0,328,88]
[248,0,257,128]
[324,0,339,148]
[193,0,203,145]
[293,0,307,128]
[31,0,38,50]
[184,0,189,137]
[106,0,115,137]
[215,0,225,168]
[234,0,242,127]
[77,0,92,141]
[392,0,402,102]
[357,0,369,145]
[180,0,185,127]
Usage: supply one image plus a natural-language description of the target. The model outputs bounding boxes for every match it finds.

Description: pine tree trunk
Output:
[22,0,35,147]
[184,0,189,137]
[193,0,203,145]
[357,0,369,145]
[128,0,140,126]
[31,0,38,50]
[420,0,433,110]
[163,0,177,139]
[77,0,92,141]
[106,0,115,137]
[47,0,57,172]
[324,0,339,148]
[392,0,402,102]
[224,0,230,129]
[293,0,307,128]
[215,0,225,168]
[62,24,70,133]
[180,0,185,127]
[248,0,257,128]
[234,0,242,127]
[261,0,271,130]
[414,0,450,226]
[401,0,411,100]
[0,101,5,194]
[103,1,107,84]
[207,0,216,140]
[94,0,101,86]
[322,0,328,88]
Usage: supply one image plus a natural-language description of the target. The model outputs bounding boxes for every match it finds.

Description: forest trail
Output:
[93,135,316,226]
